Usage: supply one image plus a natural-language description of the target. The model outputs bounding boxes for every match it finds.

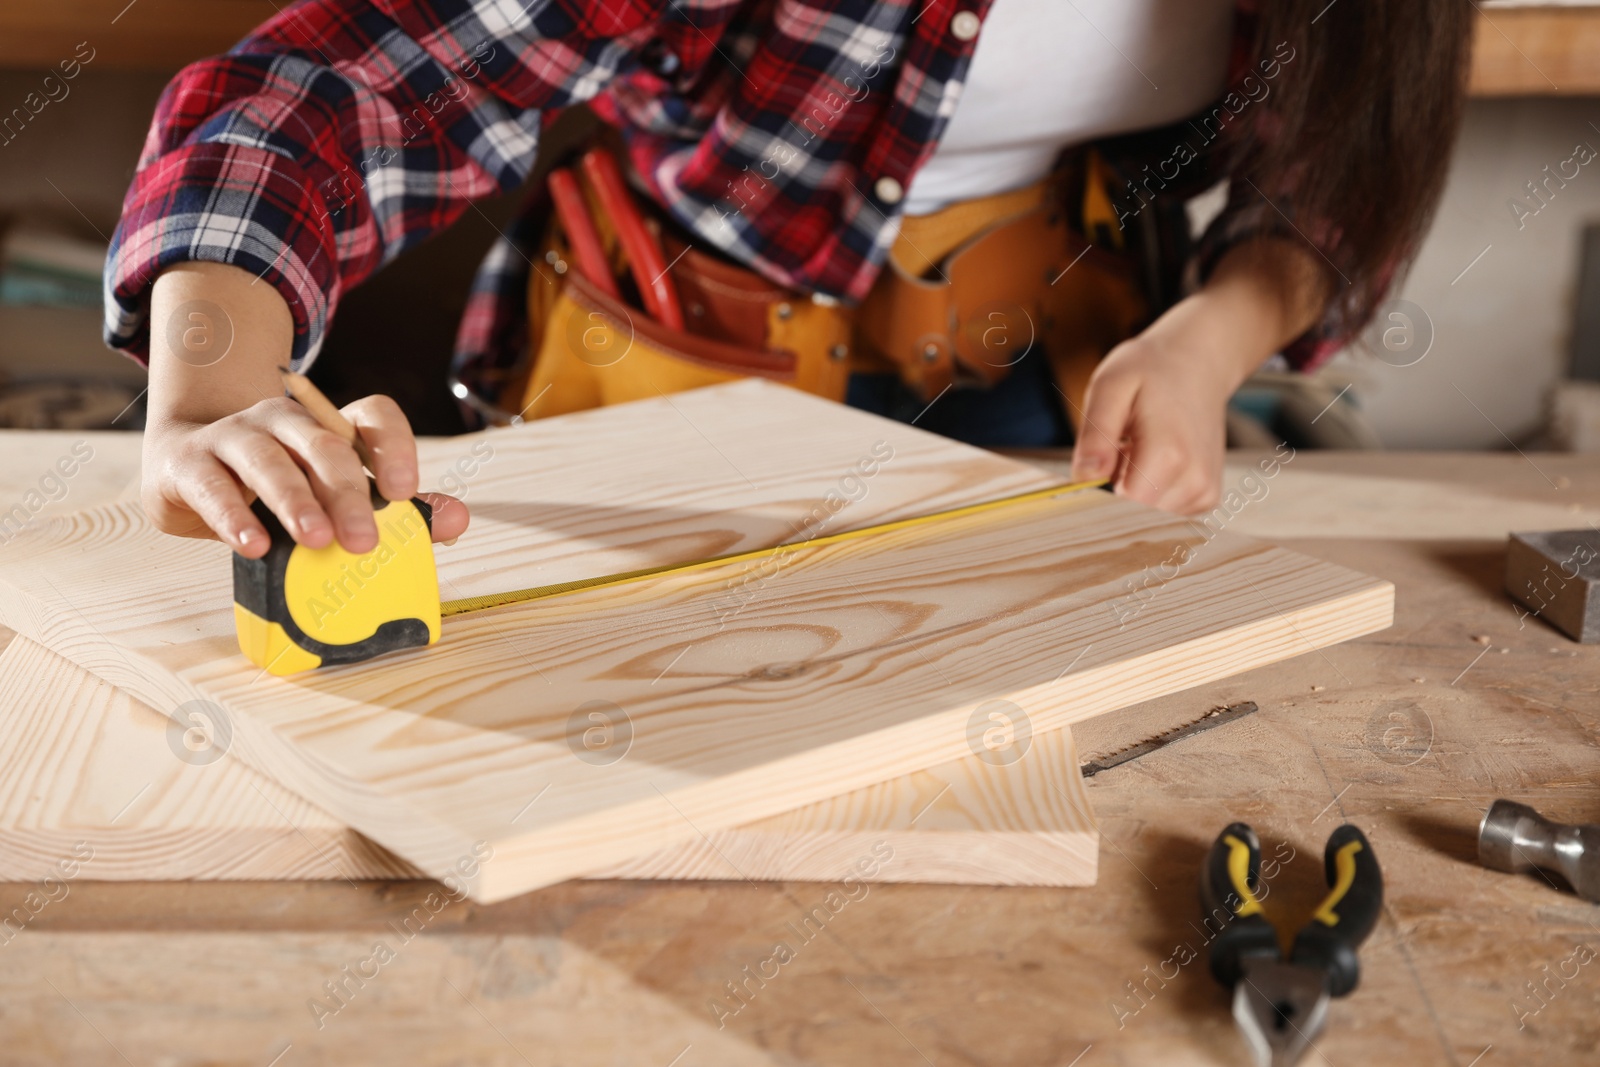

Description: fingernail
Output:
[1075,454,1110,479]
[441,537,459,547]
[237,528,259,549]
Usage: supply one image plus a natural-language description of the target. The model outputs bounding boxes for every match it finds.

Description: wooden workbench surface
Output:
[2,441,1598,1066]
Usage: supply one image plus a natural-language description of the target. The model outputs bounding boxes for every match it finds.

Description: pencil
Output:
[277,365,376,472]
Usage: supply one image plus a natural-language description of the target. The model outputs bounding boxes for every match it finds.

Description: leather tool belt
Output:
[506,144,1147,428]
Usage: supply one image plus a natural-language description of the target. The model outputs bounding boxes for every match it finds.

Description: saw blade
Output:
[1079,701,1260,778]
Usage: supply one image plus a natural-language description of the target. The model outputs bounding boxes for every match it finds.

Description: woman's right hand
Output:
[144,262,468,558]
[143,393,470,559]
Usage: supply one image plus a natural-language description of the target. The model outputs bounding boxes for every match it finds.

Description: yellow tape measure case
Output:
[232,487,441,676]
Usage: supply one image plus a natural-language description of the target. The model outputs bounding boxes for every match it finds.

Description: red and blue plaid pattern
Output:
[106,0,1345,392]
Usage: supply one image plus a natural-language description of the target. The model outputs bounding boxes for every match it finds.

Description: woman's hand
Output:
[144,394,469,558]
[144,262,468,558]
[1070,239,1330,514]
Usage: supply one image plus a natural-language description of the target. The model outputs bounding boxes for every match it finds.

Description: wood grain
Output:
[1015,449,1600,542]
[0,382,1392,901]
[0,410,1097,887]
[0,451,1590,1067]
[0,637,419,883]
[0,635,1097,886]
[592,719,1096,885]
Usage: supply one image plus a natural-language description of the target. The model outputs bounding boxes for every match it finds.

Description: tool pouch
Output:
[522,267,849,417]
[504,144,1145,427]
[507,145,851,422]
[855,164,1147,430]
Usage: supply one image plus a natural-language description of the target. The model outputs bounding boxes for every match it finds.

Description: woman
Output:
[111,0,1470,557]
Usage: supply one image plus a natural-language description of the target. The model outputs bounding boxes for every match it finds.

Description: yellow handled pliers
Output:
[1199,822,1385,1067]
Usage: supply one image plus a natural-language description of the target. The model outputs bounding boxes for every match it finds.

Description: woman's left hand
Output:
[1069,239,1330,515]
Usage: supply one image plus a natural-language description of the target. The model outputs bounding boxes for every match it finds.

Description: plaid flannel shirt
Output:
[105,0,1347,406]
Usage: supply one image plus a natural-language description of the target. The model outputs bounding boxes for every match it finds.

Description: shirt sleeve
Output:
[1191,176,1368,373]
[104,0,665,369]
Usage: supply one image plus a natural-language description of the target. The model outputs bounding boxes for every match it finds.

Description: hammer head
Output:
[1479,799,1600,903]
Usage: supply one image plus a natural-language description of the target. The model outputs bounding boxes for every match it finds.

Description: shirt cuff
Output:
[1192,194,1354,373]
[104,141,339,370]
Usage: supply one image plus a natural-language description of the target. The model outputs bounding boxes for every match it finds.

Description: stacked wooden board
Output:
[0,382,1393,900]
[0,417,1100,889]
[0,636,421,882]
[0,636,1096,885]
[0,393,1099,888]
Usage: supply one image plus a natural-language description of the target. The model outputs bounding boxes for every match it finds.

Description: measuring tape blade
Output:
[438,478,1107,618]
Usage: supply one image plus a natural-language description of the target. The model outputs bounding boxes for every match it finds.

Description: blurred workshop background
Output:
[1,0,1597,451]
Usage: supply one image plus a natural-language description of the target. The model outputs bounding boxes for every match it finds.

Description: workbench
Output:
[2,437,1597,1067]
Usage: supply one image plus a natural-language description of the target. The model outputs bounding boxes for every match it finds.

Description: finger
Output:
[1126,425,1220,515]
[166,454,271,557]
[418,492,470,544]
[272,414,381,554]
[214,427,336,549]
[1071,368,1140,482]
[344,395,419,502]
[1153,475,1212,517]
[1175,474,1221,517]
[1116,429,1188,510]
[142,490,215,542]
[1145,426,1225,515]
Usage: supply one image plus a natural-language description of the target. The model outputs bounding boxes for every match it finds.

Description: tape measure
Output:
[438,478,1107,617]
[233,485,442,676]
[234,476,1105,676]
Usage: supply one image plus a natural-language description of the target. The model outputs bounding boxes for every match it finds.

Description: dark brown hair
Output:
[1241,1,1473,333]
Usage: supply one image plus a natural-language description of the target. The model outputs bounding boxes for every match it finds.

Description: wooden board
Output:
[0,451,1591,1067]
[0,381,1393,901]
[560,700,1093,884]
[0,635,1096,886]
[0,636,419,883]
[0,419,1097,888]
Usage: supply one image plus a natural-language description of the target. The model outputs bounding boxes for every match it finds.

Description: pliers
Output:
[1199,822,1384,1067]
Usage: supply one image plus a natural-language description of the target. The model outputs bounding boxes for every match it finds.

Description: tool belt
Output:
[507,145,1147,429]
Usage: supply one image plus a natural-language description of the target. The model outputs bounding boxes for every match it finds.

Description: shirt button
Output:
[950,10,981,41]
[874,176,904,204]
[640,39,681,77]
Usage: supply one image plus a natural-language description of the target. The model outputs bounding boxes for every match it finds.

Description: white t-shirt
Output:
[904,0,1236,216]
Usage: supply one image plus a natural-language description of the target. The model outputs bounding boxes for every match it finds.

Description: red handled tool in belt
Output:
[546,148,685,330]
[547,167,620,301]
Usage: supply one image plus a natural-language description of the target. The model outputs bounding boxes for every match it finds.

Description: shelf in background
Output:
[1471,5,1600,96]
[0,3,1596,90]
[0,1,270,72]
